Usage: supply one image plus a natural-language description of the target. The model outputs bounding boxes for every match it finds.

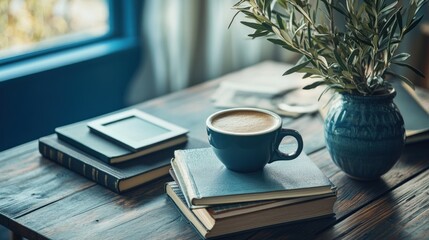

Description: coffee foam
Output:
[211,110,278,134]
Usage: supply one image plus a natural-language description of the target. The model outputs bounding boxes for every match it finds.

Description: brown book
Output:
[165,182,336,239]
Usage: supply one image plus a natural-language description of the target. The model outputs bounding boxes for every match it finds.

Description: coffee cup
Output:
[206,108,303,172]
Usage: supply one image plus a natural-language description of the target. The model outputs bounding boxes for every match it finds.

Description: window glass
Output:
[0,0,109,59]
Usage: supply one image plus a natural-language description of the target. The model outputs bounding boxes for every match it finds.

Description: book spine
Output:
[56,133,111,164]
[171,158,195,208]
[38,140,121,193]
[172,152,199,206]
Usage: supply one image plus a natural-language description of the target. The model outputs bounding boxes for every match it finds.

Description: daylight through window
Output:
[0,0,109,59]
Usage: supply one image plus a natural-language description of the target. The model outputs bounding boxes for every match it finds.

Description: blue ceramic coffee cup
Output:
[206,108,303,172]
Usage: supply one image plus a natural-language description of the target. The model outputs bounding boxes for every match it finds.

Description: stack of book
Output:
[39,109,207,193]
[167,148,337,239]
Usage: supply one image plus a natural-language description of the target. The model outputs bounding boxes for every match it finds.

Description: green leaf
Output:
[313,0,320,20]
[297,67,321,74]
[347,49,359,66]
[303,81,326,89]
[265,0,273,20]
[318,85,336,101]
[334,50,347,70]
[407,2,418,24]
[233,0,247,7]
[276,14,284,30]
[282,44,300,53]
[392,62,425,77]
[307,23,313,48]
[283,59,311,75]
[352,32,373,46]
[248,30,270,38]
[380,8,401,36]
[303,72,314,79]
[385,70,415,90]
[228,11,241,29]
[289,2,314,25]
[294,23,306,35]
[240,21,266,30]
[267,38,285,46]
[396,10,403,32]
[389,14,398,39]
[289,10,295,31]
[272,9,288,18]
[331,4,348,17]
[404,15,423,35]
[392,53,410,61]
[380,1,398,15]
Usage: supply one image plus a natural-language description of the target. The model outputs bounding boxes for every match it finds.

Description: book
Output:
[392,81,429,143]
[171,148,335,207]
[168,168,335,218]
[56,111,188,164]
[87,109,188,152]
[39,134,208,193]
[166,182,336,239]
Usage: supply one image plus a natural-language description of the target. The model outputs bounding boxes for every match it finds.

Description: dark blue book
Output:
[39,134,208,193]
[56,114,188,164]
[171,148,335,208]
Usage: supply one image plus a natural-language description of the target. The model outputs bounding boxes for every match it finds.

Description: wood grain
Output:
[1,62,429,239]
[317,168,429,240]
[7,116,322,240]
[244,140,429,239]
[0,149,94,219]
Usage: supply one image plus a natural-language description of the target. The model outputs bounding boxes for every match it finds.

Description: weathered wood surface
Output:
[318,167,429,240]
[1,63,429,240]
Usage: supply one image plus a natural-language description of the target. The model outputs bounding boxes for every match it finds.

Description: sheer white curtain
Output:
[125,0,296,104]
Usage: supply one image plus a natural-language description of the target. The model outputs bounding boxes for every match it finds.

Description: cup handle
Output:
[269,128,303,163]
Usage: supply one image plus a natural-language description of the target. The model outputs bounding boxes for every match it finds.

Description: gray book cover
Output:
[172,148,335,207]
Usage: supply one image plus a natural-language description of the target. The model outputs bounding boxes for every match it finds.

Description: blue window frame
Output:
[0,0,143,151]
[0,0,140,67]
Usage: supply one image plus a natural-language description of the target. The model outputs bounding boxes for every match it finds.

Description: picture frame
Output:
[87,109,188,152]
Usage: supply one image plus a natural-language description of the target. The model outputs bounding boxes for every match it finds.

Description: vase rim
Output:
[340,88,396,100]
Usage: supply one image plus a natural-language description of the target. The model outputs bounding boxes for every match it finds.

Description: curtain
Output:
[125,0,296,105]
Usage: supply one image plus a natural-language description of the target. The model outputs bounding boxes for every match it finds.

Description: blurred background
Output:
[0,0,428,152]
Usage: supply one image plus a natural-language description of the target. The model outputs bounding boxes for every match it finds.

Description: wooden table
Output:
[1,62,429,240]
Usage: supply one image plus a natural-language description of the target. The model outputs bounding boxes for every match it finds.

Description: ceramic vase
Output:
[324,89,405,180]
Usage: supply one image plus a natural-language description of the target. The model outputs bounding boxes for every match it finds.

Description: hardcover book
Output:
[171,148,335,207]
[166,182,336,239]
[392,81,429,143]
[56,110,188,164]
[168,168,335,218]
[39,134,208,193]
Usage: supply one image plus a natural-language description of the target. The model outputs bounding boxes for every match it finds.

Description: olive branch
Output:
[231,0,427,96]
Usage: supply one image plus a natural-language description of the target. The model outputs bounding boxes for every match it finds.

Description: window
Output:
[0,0,110,62]
[0,0,141,151]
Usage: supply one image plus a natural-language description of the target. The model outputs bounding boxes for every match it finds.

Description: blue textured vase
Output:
[324,89,405,180]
